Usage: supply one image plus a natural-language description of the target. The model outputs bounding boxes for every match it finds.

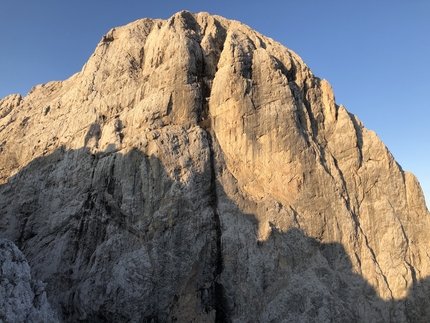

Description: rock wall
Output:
[0,239,57,322]
[0,11,429,322]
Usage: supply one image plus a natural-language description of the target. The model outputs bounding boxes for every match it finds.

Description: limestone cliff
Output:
[0,239,57,322]
[0,11,429,322]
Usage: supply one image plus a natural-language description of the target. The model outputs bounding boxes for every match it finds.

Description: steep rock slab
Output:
[1,127,218,322]
[208,13,430,304]
[0,11,429,322]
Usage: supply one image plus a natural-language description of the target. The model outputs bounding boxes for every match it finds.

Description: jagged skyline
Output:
[0,0,428,204]
[1,10,429,321]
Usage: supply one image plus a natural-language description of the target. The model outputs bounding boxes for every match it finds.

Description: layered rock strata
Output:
[0,11,429,322]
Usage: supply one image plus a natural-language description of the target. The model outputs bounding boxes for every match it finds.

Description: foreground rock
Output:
[0,11,429,322]
[0,239,57,322]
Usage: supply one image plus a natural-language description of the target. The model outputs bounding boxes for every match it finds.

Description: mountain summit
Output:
[0,11,429,322]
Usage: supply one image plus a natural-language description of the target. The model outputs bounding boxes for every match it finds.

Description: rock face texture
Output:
[0,239,56,322]
[0,11,429,322]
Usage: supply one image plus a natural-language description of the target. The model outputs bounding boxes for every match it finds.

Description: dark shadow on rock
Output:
[0,143,430,323]
[84,123,102,147]
[0,144,220,322]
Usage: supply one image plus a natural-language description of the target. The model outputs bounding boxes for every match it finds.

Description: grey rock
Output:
[0,10,429,323]
[0,239,57,323]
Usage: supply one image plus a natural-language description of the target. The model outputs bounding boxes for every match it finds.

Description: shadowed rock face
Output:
[0,239,57,322]
[0,10,429,322]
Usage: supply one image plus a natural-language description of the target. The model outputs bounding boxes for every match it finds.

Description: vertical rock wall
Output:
[0,11,429,322]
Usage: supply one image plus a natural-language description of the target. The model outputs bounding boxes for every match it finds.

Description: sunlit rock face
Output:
[0,11,429,323]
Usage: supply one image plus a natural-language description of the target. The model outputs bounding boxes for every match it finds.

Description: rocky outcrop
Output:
[0,239,56,323]
[0,11,429,322]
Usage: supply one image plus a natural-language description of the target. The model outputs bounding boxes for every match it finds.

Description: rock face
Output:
[0,239,56,323]
[0,11,429,322]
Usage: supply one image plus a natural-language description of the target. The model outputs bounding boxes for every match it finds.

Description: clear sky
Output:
[1,0,429,206]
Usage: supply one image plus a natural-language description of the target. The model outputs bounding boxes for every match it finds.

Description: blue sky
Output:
[1,0,429,206]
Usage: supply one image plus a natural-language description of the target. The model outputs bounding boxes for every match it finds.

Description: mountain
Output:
[0,11,429,322]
